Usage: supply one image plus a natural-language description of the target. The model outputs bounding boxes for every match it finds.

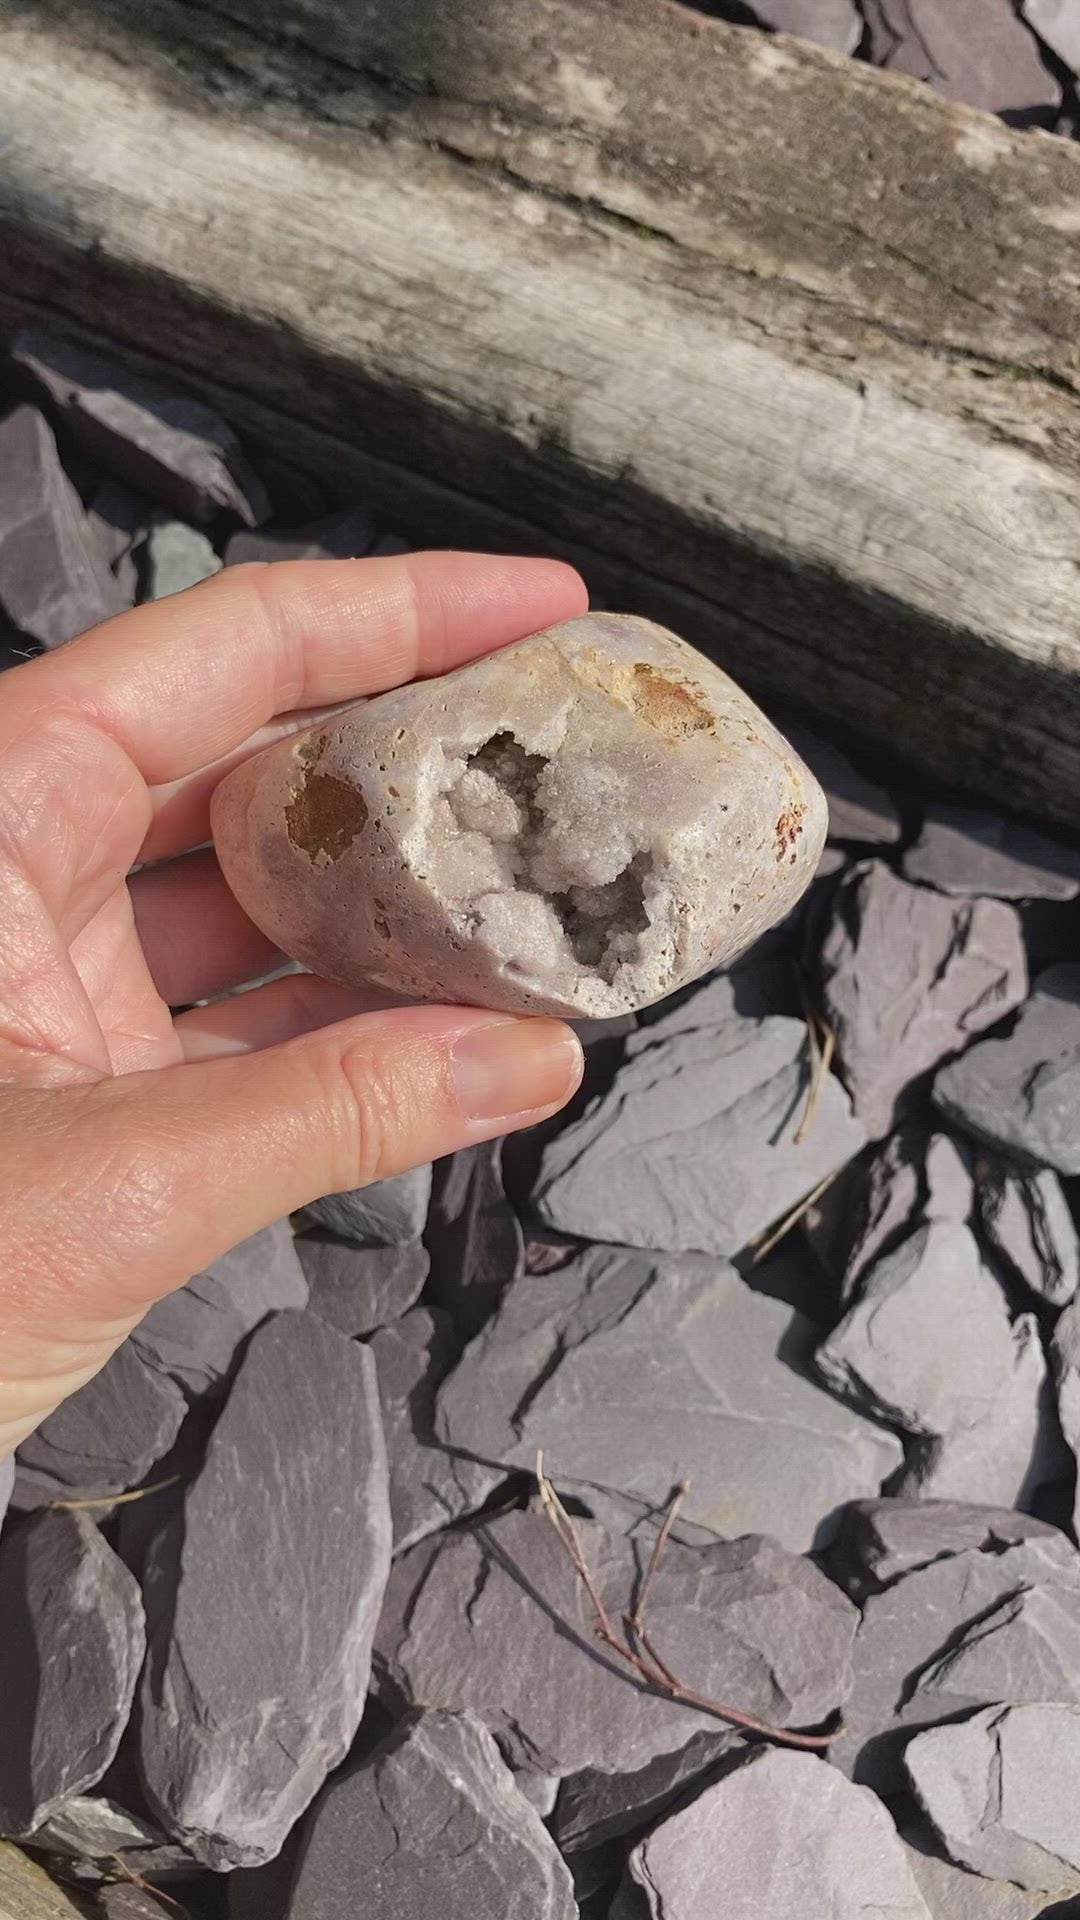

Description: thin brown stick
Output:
[536,1456,841,1751]
[49,1474,181,1513]
[749,1166,839,1265]
[108,1854,187,1914]
[795,990,836,1147]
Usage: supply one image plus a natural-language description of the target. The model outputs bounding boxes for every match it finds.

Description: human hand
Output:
[0,551,587,1456]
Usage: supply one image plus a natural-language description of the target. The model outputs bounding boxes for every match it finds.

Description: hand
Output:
[0,551,587,1455]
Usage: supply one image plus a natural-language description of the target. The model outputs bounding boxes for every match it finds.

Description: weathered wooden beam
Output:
[1,0,1079,821]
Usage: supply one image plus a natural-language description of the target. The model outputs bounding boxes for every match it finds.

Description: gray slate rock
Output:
[818,1221,1057,1508]
[899,1829,1051,1920]
[1051,1298,1080,1539]
[0,406,127,649]
[861,0,1061,120]
[905,805,1080,902]
[296,1234,428,1337]
[808,1126,972,1303]
[746,0,863,54]
[906,1703,1080,1895]
[14,1343,187,1507]
[779,720,901,844]
[29,1797,160,1860]
[553,1728,742,1854]
[375,1509,856,1777]
[286,1710,575,1920]
[130,1221,308,1400]
[0,1514,145,1835]
[224,505,378,565]
[97,1890,176,1920]
[826,1496,1056,1602]
[978,1160,1080,1306]
[897,1310,1063,1512]
[426,1139,525,1339]
[436,1243,902,1553]
[140,518,221,600]
[0,1453,12,1530]
[832,1530,1080,1792]
[936,965,1080,1173]
[615,1745,931,1920]
[304,1163,433,1247]
[138,1311,392,1868]
[819,862,1027,1139]
[368,1307,501,1553]
[534,973,865,1257]
[1024,0,1080,72]
[86,481,146,606]
[10,329,271,526]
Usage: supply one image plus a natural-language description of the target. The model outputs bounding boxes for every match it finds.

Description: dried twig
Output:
[108,1854,188,1914]
[536,1454,840,1750]
[49,1473,181,1513]
[795,980,837,1148]
[749,1165,839,1266]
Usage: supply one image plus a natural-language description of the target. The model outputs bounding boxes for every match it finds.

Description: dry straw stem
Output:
[48,1474,181,1513]
[536,1454,841,1750]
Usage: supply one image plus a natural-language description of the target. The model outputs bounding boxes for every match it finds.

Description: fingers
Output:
[0,1006,582,1446]
[129,849,281,1007]
[12,552,587,786]
[174,972,415,1058]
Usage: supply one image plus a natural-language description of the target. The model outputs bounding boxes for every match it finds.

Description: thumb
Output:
[1,1007,581,1450]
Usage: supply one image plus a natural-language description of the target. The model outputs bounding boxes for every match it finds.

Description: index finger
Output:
[18,551,587,787]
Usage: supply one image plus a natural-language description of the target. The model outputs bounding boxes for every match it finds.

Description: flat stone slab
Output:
[130,1220,309,1399]
[552,1727,742,1854]
[0,405,126,649]
[904,804,1080,901]
[533,971,865,1258]
[14,1343,187,1507]
[296,1235,428,1337]
[779,719,902,844]
[225,504,377,565]
[935,964,1080,1173]
[304,1163,433,1247]
[826,1496,1057,1601]
[436,1242,901,1553]
[614,1745,931,1920]
[899,1829,1051,1920]
[819,861,1027,1139]
[861,0,1060,119]
[138,1311,392,1868]
[425,1139,525,1340]
[285,1710,575,1920]
[977,1160,1080,1306]
[906,1703,1080,1895]
[809,1127,972,1303]
[140,518,221,600]
[0,1514,145,1836]
[375,1508,856,1778]
[368,1307,501,1553]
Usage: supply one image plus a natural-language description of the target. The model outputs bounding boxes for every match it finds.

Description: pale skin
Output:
[0,550,588,1461]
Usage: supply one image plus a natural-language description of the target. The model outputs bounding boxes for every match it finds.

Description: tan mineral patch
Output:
[285,770,368,862]
[572,651,715,738]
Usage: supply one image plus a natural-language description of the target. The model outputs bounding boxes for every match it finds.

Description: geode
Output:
[211,614,826,1018]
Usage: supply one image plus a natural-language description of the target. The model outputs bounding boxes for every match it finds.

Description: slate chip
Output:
[552,1728,742,1854]
[826,1495,1057,1601]
[375,1508,857,1777]
[0,406,127,649]
[296,1234,428,1337]
[808,1126,972,1303]
[1024,0,1080,73]
[10,329,271,526]
[745,0,863,54]
[861,0,1061,122]
[304,1162,433,1247]
[139,519,221,600]
[224,505,378,565]
[97,1890,177,1919]
[935,964,1080,1173]
[138,1311,392,1868]
[285,1709,576,1920]
[130,1220,309,1400]
[1051,1297,1080,1538]
[436,1242,901,1554]
[14,1343,187,1508]
[779,719,902,845]
[819,861,1027,1139]
[904,804,1080,902]
[29,1797,160,1861]
[906,1703,1080,1894]
[0,1514,145,1836]
[613,1746,932,1920]
[978,1159,1080,1306]
[426,1139,524,1339]
[368,1307,500,1553]
[899,1828,1053,1920]
[831,1529,1080,1792]
[533,972,865,1258]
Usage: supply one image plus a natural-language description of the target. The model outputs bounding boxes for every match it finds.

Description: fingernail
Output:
[452,1018,584,1125]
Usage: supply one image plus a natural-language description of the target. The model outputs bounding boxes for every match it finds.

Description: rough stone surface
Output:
[296,1234,428,1337]
[0,406,126,649]
[140,518,221,600]
[978,1161,1080,1306]
[818,861,1027,1138]
[747,0,863,55]
[1024,0,1080,72]
[906,1703,1080,1894]
[224,505,377,565]
[826,1496,1057,1601]
[899,1829,1051,1920]
[861,0,1061,120]
[130,1221,309,1399]
[935,965,1080,1173]
[817,1222,1056,1507]
[211,614,828,1018]
[897,1307,1062,1509]
[285,1710,576,1920]
[436,1242,901,1553]
[138,1311,392,1869]
[96,1890,175,1919]
[832,1530,1080,1792]
[10,328,271,526]
[0,1843,92,1919]
[808,1128,972,1303]
[28,1798,159,1861]
[426,1140,525,1339]
[533,972,865,1259]
[904,804,1080,901]
[14,1344,187,1507]
[375,1509,857,1777]
[552,1728,742,1854]
[1051,1299,1080,1539]
[368,1308,501,1553]
[0,1514,145,1836]
[615,1745,931,1920]
[303,1164,433,1247]
[780,719,902,844]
